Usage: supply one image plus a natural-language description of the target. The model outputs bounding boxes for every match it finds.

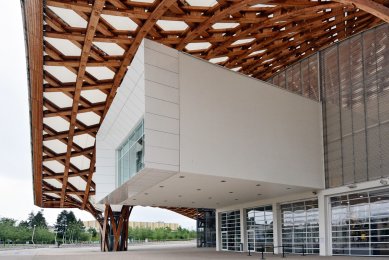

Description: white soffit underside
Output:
[114,171,311,209]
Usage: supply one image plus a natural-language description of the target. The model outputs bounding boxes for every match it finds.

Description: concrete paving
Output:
[0,243,377,260]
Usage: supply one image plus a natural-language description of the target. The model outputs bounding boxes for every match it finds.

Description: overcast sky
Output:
[0,1,195,230]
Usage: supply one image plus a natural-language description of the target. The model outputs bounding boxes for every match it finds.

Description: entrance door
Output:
[247,230,255,251]
[221,231,228,250]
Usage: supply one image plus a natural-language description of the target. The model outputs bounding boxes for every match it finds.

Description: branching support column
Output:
[100,205,132,252]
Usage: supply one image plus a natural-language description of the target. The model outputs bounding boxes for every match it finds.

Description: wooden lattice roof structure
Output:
[22,0,389,219]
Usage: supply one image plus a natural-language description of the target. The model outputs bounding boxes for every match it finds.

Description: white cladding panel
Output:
[179,54,324,189]
[143,40,180,172]
[95,40,180,203]
[95,39,324,205]
[94,41,146,202]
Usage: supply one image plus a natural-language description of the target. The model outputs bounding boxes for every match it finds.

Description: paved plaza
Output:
[0,243,377,260]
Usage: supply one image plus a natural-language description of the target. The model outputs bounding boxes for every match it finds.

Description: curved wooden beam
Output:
[176,0,270,51]
[102,0,177,118]
[22,0,44,207]
[335,0,389,23]
[60,0,106,207]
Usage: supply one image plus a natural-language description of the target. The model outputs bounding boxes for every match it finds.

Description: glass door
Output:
[221,231,227,250]
[247,230,255,251]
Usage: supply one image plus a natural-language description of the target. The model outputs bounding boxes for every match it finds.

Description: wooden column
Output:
[100,205,132,252]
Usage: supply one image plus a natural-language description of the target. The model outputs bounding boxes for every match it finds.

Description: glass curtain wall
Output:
[246,205,273,252]
[331,189,389,256]
[117,120,144,186]
[220,210,241,251]
[281,200,319,254]
[197,209,216,248]
[321,24,389,188]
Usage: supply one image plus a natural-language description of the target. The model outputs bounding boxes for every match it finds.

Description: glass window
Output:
[117,120,144,186]
[331,188,389,256]
[220,210,241,251]
[281,199,319,254]
[246,205,273,252]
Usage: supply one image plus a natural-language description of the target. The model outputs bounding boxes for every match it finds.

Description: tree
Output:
[27,210,48,228]
[55,211,88,243]
[55,210,77,239]
[87,227,97,238]
[18,220,29,228]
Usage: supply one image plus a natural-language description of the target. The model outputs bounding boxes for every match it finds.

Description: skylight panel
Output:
[101,14,138,31]
[185,42,211,51]
[156,20,189,31]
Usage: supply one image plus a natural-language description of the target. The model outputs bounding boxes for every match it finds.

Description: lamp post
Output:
[31,225,37,244]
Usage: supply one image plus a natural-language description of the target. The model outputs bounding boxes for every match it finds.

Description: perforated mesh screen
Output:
[270,24,389,188]
[322,24,389,188]
[267,54,319,101]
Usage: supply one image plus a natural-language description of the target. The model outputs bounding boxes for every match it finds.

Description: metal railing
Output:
[247,243,309,259]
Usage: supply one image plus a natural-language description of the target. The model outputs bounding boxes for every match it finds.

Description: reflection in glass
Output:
[117,120,144,186]
[220,210,241,251]
[246,205,273,252]
[281,199,319,254]
[331,189,389,256]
